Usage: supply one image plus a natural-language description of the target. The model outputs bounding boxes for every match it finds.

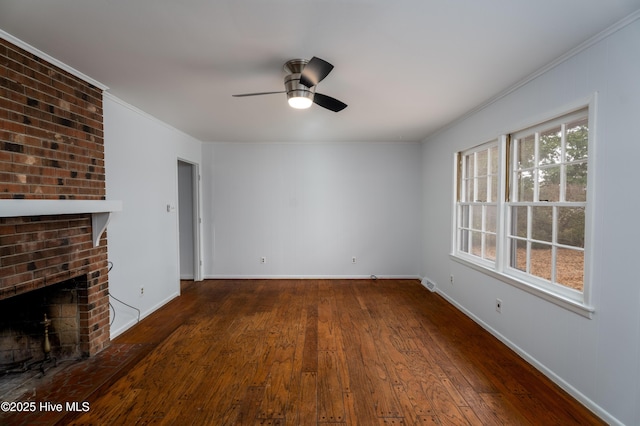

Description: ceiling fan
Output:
[233,57,347,112]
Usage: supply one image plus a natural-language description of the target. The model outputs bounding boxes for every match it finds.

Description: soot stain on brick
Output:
[57,117,73,127]
[2,142,24,153]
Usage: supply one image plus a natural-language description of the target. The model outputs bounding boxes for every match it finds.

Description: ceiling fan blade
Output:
[232,91,285,97]
[313,93,347,112]
[299,57,334,88]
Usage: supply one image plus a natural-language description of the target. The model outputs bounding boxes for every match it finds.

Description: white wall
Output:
[421,17,640,426]
[104,94,202,337]
[201,142,422,278]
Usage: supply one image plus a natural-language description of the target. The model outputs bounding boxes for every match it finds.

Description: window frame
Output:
[450,98,596,318]
[454,141,500,269]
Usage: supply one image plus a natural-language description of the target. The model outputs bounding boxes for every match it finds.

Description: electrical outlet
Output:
[450,275,454,285]
[352,257,357,264]
[140,286,144,296]
[260,257,266,264]
[496,298,502,313]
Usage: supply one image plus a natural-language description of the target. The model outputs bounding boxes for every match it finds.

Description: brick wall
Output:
[0,37,109,356]
[0,38,104,200]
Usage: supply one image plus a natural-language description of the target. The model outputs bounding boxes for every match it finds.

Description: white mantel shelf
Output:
[0,199,123,246]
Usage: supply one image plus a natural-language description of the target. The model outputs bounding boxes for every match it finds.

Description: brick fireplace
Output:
[1,36,111,360]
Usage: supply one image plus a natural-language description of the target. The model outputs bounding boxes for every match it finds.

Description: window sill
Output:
[450,254,594,318]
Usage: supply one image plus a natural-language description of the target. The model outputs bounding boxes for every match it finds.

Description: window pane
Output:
[556,247,584,291]
[530,243,552,281]
[539,166,560,202]
[539,126,562,166]
[471,231,482,257]
[465,154,474,179]
[465,178,474,203]
[460,205,470,229]
[486,205,497,233]
[477,176,488,202]
[476,150,488,176]
[565,162,587,202]
[510,238,527,272]
[471,206,482,230]
[566,117,588,162]
[511,206,527,238]
[489,146,499,174]
[557,207,585,248]
[485,234,496,261]
[516,171,534,201]
[460,229,469,253]
[489,175,497,202]
[531,206,553,243]
[517,135,535,169]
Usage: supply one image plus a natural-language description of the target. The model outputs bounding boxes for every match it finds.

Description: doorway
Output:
[177,159,202,281]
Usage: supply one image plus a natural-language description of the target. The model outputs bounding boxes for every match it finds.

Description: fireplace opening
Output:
[0,275,87,375]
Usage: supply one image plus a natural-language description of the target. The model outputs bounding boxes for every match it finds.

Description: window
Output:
[507,109,588,296]
[456,142,499,265]
[453,106,592,314]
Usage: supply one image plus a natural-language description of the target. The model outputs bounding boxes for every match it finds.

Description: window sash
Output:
[506,108,588,293]
[455,141,499,265]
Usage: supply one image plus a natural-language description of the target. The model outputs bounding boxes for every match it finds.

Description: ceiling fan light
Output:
[288,96,313,109]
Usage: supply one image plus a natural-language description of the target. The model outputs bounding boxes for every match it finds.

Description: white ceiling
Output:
[1,1,639,143]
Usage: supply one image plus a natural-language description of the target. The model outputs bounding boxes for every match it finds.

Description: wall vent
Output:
[422,278,436,292]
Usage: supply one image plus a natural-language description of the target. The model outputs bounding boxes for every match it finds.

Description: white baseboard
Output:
[109,291,180,339]
[434,289,621,426]
[203,274,421,280]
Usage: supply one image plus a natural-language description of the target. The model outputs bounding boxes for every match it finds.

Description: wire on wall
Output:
[107,261,141,326]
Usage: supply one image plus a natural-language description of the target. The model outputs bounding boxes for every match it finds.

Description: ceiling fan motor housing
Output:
[284,59,314,104]
[284,73,314,100]
[283,59,308,74]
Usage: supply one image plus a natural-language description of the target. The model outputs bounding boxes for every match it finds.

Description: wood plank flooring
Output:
[65,279,603,425]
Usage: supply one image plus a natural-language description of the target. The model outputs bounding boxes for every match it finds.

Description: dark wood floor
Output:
[10,279,606,425]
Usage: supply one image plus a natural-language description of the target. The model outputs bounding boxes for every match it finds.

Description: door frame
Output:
[177,158,203,282]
